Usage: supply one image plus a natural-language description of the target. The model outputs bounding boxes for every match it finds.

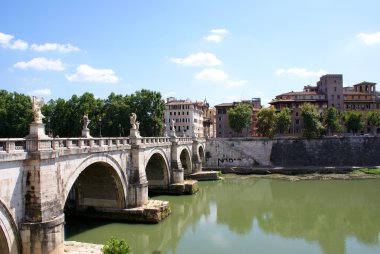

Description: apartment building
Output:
[269,74,379,135]
[215,98,261,138]
[165,97,216,138]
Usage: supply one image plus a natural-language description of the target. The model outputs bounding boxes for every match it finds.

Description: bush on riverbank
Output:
[352,168,380,174]
[102,236,132,254]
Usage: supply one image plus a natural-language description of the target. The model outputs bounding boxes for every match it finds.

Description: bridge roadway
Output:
[0,129,205,254]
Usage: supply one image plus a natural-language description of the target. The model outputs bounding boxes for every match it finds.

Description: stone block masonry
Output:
[205,137,380,169]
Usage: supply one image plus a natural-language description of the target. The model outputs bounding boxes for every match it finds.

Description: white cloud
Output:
[170,52,222,66]
[31,43,80,52]
[28,89,51,96]
[204,34,222,42]
[226,80,248,87]
[13,58,65,71]
[204,28,229,43]
[275,68,327,78]
[66,64,119,83]
[357,32,380,45]
[195,68,229,81]
[9,39,28,50]
[0,32,28,50]
[0,32,13,45]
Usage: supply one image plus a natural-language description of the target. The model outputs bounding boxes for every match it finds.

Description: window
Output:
[187,111,189,115]
[295,119,300,125]
[337,95,340,99]
[334,87,337,91]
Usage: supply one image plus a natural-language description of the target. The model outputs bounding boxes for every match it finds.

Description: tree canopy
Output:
[256,107,276,137]
[0,90,33,138]
[275,107,291,135]
[0,89,165,138]
[301,103,324,138]
[343,111,364,134]
[227,103,252,135]
[323,107,341,135]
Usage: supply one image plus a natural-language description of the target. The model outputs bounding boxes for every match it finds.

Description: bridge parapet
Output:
[0,138,27,153]
[140,137,171,144]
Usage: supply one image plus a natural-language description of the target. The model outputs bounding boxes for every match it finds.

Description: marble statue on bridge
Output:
[81,113,92,138]
[32,96,45,124]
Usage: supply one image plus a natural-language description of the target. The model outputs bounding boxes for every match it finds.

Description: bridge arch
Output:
[145,149,170,192]
[63,154,127,209]
[179,147,192,176]
[0,199,20,254]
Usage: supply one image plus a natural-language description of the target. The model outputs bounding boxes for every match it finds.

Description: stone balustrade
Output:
[140,137,171,144]
[0,138,26,153]
[177,137,193,143]
[0,136,194,153]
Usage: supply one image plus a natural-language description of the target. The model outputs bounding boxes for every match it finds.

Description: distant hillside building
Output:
[165,97,216,138]
[215,98,261,138]
[269,74,380,135]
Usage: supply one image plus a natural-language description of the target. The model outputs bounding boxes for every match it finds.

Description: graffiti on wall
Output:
[217,158,242,166]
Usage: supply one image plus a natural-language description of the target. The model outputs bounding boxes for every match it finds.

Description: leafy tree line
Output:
[256,103,380,138]
[0,89,165,138]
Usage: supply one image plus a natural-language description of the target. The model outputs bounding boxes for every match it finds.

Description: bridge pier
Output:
[20,214,64,254]
[170,135,185,184]
[128,134,149,207]
[192,137,203,173]
[21,138,65,254]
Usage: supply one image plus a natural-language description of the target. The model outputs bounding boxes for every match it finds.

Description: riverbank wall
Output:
[205,136,380,172]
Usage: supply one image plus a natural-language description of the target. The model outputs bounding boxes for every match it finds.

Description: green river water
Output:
[65,175,380,254]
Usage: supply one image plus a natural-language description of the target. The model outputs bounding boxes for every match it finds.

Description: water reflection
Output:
[65,177,380,254]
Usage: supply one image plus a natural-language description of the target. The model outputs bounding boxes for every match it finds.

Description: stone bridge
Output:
[0,123,206,254]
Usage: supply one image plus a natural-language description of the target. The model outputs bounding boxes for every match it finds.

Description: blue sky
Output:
[0,0,379,106]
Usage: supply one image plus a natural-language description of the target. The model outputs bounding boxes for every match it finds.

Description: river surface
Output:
[65,175,380,254]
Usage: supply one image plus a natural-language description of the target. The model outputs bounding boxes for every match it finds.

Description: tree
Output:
[323,107,341,135]
[343,111,364,134]
[129,89,165,136]
[256,107,276,137]
[275,108,291,135]
[301,103,324,138]
[0,90,33,138]
[227,103,252,135]
[102,92,131,137]
[367,111,380,135]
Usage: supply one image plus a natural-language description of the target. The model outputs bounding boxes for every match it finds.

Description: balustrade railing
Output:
[140,137,171,144]
[0,139,26,153]
[0,137,132,153]
[0,135,204,154]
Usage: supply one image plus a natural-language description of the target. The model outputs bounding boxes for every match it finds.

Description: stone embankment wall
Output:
[205,137,380,170]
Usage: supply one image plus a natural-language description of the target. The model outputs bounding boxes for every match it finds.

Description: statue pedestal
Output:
[27,123,48,139]
[82,128,91,138]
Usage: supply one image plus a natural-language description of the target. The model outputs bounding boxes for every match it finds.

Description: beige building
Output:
[165,97,216,138]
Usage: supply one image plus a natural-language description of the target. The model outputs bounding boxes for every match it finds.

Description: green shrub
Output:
[102,236,132,254]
